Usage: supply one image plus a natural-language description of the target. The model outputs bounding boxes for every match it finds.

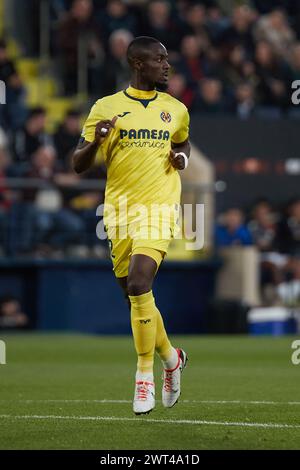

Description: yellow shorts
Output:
[106,221,177,278]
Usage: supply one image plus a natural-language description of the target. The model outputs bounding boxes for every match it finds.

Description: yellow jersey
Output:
[82,86,190,227]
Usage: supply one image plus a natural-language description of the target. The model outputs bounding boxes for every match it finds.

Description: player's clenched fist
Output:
[169,149,187,170]
[94,116,118,145]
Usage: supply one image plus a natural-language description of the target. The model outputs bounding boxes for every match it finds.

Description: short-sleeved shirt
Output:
[82,86,190,227]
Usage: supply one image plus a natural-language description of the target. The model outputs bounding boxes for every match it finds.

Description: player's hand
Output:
[94,116,118,145]
[169,149,186,170]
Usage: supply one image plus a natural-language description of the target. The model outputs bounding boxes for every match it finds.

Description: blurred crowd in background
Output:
[215,199,300,306]
[2,0,300,129]
[0,105,106,258]
[0,0,300,308]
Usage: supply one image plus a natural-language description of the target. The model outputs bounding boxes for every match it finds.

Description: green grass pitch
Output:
[0,333,300,450]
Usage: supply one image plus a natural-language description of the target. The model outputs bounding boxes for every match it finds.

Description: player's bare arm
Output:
[169,139,191,170]
[72,116,118,173]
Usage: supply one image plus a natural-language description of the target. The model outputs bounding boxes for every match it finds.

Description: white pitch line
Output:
[3,399,300,405]
[0,414,299,429]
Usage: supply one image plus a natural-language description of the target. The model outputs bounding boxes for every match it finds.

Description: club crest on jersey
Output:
[160,111,171,123]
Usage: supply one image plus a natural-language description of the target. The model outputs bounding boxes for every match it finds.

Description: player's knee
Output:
[127,275,151,296]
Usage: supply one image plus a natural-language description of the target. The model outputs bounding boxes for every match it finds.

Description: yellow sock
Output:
[129,291,157,374]
[155,308,173,361]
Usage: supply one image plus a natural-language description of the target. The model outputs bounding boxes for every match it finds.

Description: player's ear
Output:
[134,58,143,71]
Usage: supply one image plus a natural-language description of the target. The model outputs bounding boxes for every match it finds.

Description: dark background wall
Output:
[0,259,220,334]
[190,117,300,212]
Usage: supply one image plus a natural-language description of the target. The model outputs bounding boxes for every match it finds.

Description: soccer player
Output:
[72,36,190,415]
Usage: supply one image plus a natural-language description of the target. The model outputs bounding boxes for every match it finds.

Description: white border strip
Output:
[0,414,299,429]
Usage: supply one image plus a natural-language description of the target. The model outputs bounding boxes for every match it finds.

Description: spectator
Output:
[167,72,195,108]
[254,40,291,111]
[233,82,257,118]
[174,35,205,89]
[0,147,13,254]
[278,198,300,257]
[202,45,224,79]
[193,78,228,114]
[0,295,28,329]
[0,39,27,130]
[144,0,185,54]
[222,45,255,90]
[248,200,285,296]
[57,0,103,96]
[218,5,255,57]
[0,147,12,211]
[249,200,279,252]
[289,42,300,81]
[275,199,300,305]
[206,4,229,43]
[101,29,133,95]
[98,0,137,46]
[182,3,210,46]
[54,109,82,167]
[0,39,18,89]
[13,107,52,164]
[215,207,253,247]
[254,8,296,59]
[13,146,85,256]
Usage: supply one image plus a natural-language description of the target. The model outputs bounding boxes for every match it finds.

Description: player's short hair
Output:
[127,36,161,65]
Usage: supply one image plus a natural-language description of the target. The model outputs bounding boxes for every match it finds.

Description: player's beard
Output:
[155,81,168,92]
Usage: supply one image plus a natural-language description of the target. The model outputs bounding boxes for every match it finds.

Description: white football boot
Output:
[162,348,188,408]
[133,379,155,415]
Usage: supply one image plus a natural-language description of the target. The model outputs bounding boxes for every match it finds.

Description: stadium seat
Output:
[24,77,57,108]
[44,97,74,131]
[16,58,39,80]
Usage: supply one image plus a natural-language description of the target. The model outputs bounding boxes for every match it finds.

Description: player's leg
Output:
[115,245,187,412]
[131,242,188,409]
[116,268,172,356]
[127,253,157,373]
[117,270,158,414]
[107,231,159,413]
[117,249,184,370]
[127,253,159,414]
[116,273,174,362]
